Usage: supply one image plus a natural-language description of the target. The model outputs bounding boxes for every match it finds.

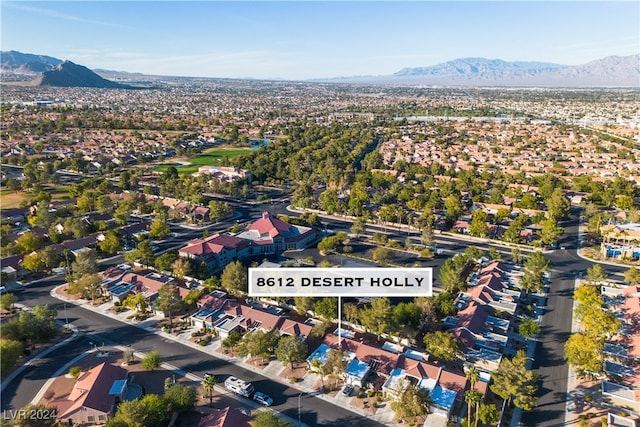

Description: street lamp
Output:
[64,303,68,327]
[298,392,302,427]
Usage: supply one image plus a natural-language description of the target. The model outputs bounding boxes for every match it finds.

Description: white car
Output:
[253,391,273,406]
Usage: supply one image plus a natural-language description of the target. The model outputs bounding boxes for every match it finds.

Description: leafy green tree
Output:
[122,293,148,313]
[1,293,17,311]
[142,350,162,372]
[464,246,484,261]
[478,403,500,426]
[444,194,463,223]
[253,411,294,427]
[586,263,607,284]
[519,270,545,295]
[539,218,564,246]
[511,247,524,265]
[0,338,24,372]
[390,383,433,422]
[291,181,314,208]
[490,350,539,411]
[317,235,340,254]
[221,260,248,294]
[164,383,197,412]
[98,231,123,256]
[14,232,43,254]
[391,302,422,336]
[439,257,468,293]
[107,393,167,427]
[149,217,170,239]
[350,217,367,238]
[22,252,45,272]
[623,267,640,285]
[314,297,338,321]
[155,251,177,272]
[579,305,620,339]
[423,331,461,362]
[371,246,394,262]
[469,209,489,237]
[318,189,341,214]
[518,318,541,339]
[348,182,369,216]
[294,296,315,314]
[275,335,308,369]
[221,330,243,352]
[433,291,456,317]
[237,328,280,365]
[68,273,103,304]
[546,188,571,219]
[137,239,156,268]
[155,284,185,328]
[524,251,551,273]
[114,202,133,226]
[208,200,233,222]
[96,194,115,214]
[564,332,603,379]
[32,304,57,339]
[71,249,98,280]
[360,297,392,336]
[171,258,191,279]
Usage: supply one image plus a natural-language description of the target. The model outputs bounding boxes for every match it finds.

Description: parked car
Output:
[253,391,273,406]
[342,385,354,396]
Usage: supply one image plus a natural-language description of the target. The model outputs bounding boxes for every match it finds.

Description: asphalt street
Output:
[2,202,631,427]
[1,275,386,427]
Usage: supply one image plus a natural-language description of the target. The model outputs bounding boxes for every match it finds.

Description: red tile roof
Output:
[51,362,127,419]
[197,407,251,427]
[181,233,250,256]
[248,212,293,238]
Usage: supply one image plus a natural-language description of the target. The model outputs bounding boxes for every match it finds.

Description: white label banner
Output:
[248,267,432,297]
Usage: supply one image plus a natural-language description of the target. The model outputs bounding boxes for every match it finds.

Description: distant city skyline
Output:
[2,1,638,80]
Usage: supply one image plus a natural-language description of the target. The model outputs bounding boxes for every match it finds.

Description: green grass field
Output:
[0,186,72,209]
[154,147,252,174]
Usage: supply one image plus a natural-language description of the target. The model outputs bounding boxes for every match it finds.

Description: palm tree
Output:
[308,357,326,392]
[202,375,217,407]
[465,366,481,427]
[464,390,483,427]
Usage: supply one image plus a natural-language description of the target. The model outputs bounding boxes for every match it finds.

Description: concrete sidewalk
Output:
[50,284,399,426]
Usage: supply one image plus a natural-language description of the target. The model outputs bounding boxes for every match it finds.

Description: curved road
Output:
[2,278,384,427]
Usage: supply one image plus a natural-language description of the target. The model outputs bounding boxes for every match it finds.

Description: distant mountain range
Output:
[1,50,62,73]
[1,50,638,87]
[320,55,640,87]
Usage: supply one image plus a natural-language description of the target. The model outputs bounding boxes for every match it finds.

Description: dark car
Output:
[342,385,354,396]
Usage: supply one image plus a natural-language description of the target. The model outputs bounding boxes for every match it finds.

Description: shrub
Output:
[290,377,298,383]
[198,335,212,346]
[69,366,82,379]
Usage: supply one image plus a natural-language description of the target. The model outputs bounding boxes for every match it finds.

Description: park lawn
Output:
[155,146,251,174]
[0,191,26,209]
[0,186,72,209]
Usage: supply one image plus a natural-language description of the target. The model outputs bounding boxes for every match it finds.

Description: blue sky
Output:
[2,1,638,80]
